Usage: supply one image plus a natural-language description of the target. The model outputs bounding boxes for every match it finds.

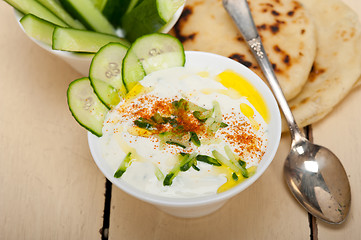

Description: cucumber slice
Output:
[122,48,146,92]
[59,0,116,35]
[121,0,184,42]
[122,33,184,91]
[129,33,185,73]
[4,0,67,26]
[52,27,130,53]
[89,42,129,108]
[20,14,56,46]
[90,79,121,109]
[35,0,85,29]
[157,0,184,22]
[67,77,108,137]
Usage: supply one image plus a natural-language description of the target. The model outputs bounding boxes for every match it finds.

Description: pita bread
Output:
[173,0,316,100]
[283,0,361,131]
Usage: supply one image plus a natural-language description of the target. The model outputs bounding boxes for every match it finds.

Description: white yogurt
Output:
[99,67,268,198]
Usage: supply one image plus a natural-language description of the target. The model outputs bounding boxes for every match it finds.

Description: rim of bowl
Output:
[88,51,282,208]
[13,3,185,59]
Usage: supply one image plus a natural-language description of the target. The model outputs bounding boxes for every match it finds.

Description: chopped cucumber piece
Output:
[36,0,85,29]
[163,153,197,186]
[5,0,67,26]
[153,164,164,181]
[150,112,164,124]
[20,14,56,46]
[213,146,250,178]
[189,132,201,147]
[220,122,228,128]
[134,117,155,130]
[114,152,132,178]
[89,42,128,108]
[212,150,240,173]
[122,33,184,91]
[166,141,186,149]
[122,0,184,42]
[59,0,116,35]
[232,172,239,181]
[196,155,221,166]
[159,132,189,149]
[67,77,108,137]
[52,27,130,53]
[224,145,249,178]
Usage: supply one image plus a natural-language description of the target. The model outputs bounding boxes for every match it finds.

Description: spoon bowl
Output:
[223,0,352,223]
[285,137,351,223]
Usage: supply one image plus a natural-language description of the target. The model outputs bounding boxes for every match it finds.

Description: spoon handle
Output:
[223,0,304,142]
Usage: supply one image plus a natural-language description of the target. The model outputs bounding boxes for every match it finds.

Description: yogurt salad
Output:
[99,66,270,198]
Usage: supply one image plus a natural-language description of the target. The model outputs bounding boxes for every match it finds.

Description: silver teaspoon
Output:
[223,0,351,224]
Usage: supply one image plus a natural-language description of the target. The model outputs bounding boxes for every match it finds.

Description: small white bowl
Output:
[88,51,282,218]
[14,4,184,76]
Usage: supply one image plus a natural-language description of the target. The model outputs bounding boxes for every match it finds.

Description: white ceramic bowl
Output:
[14,4,184,76]
[88,51,282,218]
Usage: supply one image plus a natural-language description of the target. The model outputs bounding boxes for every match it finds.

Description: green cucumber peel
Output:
[89,42,129,108]
[196,155,221,166]
[67,77,108,137]
[20,14,56,46]
[114,152,132,178]
[163,152,196,186]
[189,132,201,147]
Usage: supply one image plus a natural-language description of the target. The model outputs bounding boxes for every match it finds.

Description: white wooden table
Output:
[0,1,360,239]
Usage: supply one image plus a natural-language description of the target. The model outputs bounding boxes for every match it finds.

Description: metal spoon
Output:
[223,0,351,224]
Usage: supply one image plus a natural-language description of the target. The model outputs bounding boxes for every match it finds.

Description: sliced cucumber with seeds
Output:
[20,14,56,46]
[89,42,129,108]
[67,77,108,137]
[52,27,130,53]
[122,33,184,91]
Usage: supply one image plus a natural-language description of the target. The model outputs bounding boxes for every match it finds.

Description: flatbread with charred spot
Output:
[282,0,361,131]
[173,0,316,100]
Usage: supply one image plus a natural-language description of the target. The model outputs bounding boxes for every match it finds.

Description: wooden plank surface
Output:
[312,86,361,237]
[0,3,106,239]
[311,0,361,238]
